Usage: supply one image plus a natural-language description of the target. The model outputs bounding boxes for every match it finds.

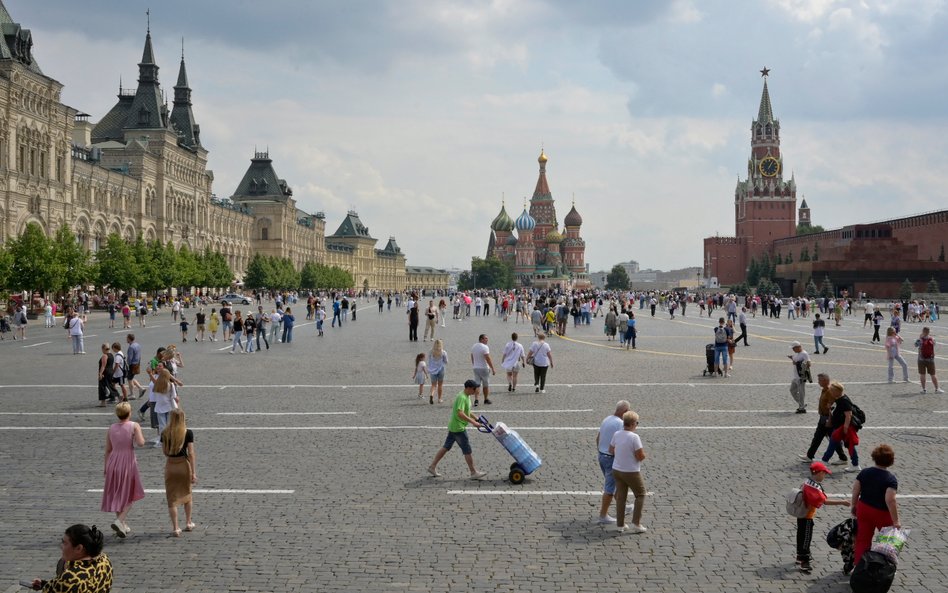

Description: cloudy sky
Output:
[11,0,948,272]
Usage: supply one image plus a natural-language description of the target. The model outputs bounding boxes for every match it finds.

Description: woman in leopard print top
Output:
[30,524,112,592]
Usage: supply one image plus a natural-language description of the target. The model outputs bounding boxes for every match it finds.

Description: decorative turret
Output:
[490,203,515,232]
[170,42,201,149]
[564,203,583,227]
[515,207,536,232]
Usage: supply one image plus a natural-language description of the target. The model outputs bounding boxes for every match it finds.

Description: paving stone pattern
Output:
[1,302,946,592]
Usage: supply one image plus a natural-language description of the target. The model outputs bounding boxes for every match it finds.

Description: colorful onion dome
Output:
[515,207,536,231]
[490,204,515,232]
[564,204,583,227]
[545,229,562,243]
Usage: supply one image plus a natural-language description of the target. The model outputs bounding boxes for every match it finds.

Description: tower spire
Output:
[757,68,774,124]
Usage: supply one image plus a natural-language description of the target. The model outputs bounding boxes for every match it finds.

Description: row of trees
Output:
[457,257,514,290]
[0,222,234,298]
[243,253,354,290]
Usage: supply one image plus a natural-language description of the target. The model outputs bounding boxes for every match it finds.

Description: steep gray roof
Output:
[0,1,44,75]
[330,211,374,239]
[230,152,292,202]
[170,56,201,149]
[757,79,774,124]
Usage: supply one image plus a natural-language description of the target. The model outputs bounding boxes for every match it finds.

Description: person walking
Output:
[850,444,900,568]
[426,379,487,480]
[527,333,553,393]
[725,319,737,371]
[915,326,944,393]
[501,332,526,393]
[813,313,828,354]
[97,343,118,406]
[269,309,282,344]
[408,303,420,342]
[820,381,861,472]
[604,307,617,341]
[871,309,884,343]
[150,367,181,447]
[789,341,811,413]
[793,461,850,574]
[470,334,496,406]
[423,300,438,342]
[413,353,429,400]
[885,327,910,384]
[161,409,197,537]
[194,308,206,341]
[281,307,295,343]
[208,308,220,341]
[713,318,730,377]
[67,311,85,355]
[799,373,848,464]
[596,400,631,525]
[428,339,449,404]
[230,311,245,354]
[609,410,648,533]
[734,306,750,346]
[101,401,146,538]
[624,312,637,350]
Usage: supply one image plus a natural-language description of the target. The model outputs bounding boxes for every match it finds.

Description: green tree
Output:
[96,233,140,291]
[200,248,233,289]
[468,257,514,289]
[0,242,11,288]
[7,222,57,297]
[606,264,630,290]
[796,223,826,235]
[785,251,793,264]
[51,224,91,292]
[457,271,473,290]
[759,252,772,280]
[746,257,760,287]
[731,281,751,296]
[899,278,914,301]
[804,277,819,299]
[244,253,273,289]
[775,252,783,266]
[939,244,945,262]
[812,242,820,262]
[927,277,940,294]
[176,245,201,290]
[820,275,834,299]
[800,247,810,262]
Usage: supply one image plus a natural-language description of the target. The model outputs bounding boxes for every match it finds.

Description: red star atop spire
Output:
[760,67,771,77]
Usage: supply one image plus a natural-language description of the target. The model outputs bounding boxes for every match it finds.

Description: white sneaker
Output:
[844,465,862,472]
[830,459,849,466]
[920,389,927,394]
[597,515,617,525]
[798,454,813,462]
[470,471,487,480]
[627,524,648,533]
[427,466,441,477]
[936,388,946,394]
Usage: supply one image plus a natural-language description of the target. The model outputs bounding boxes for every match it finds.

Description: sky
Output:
[10,0,948,272]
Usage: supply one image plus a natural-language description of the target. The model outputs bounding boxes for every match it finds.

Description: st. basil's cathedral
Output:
[486,150,589,289]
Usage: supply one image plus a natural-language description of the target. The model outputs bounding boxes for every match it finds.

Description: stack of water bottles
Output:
[493,421,542,474]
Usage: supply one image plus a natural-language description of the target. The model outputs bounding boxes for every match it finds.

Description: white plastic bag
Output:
[871,526,910,564]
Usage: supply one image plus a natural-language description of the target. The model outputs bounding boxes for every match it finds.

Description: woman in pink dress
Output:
[101,401,146,538]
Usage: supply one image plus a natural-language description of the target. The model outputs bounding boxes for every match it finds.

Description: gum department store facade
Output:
[0,5,449,292]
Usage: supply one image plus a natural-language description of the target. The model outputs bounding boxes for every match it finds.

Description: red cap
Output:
[810,461,832,474]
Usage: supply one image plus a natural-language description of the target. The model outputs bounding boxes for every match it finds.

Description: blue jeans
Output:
[598,452,616,495]
[283,326,294,343]
[814,336,826,352]
[822,433,859,467]
[714,346,728,368]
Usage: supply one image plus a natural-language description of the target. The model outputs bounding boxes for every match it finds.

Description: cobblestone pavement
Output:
[1,302,946,592]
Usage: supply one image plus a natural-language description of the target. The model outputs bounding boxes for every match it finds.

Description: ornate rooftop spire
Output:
[757,72,774,124]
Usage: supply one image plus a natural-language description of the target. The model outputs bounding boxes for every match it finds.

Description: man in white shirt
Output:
[789,341,811,413]
[596,400,630,525]
[501,333,526,392]
[470,334,496,406]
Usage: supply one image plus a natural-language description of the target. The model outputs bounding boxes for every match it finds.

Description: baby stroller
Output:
[702,343,717,376]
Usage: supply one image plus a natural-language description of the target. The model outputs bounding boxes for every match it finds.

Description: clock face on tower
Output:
[759,156,780,177]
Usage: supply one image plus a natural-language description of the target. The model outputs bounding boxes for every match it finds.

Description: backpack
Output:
[714,326,728,345]
[850,400,866,428]
[919,336,935,359]
[785,488,809,518]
